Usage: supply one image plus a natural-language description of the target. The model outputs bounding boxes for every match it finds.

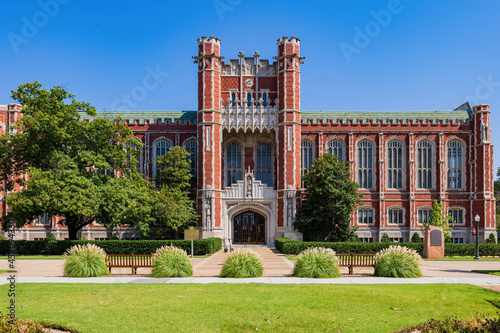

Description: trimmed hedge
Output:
[0,238,222,256]
[274,237,294,253]
[278,240,500,257]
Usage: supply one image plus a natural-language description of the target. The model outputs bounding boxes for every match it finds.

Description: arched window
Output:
[226,141,243,187]
[300,139,315,188]
[183,139,197,188]
[357,140,374,189]
[416,140,433,189]
[387,139,403,189]
[357,207,374,225]
[447,139,464,189]
[326,139,344,161]
[387,207,404,225]
[255,142,272,187]
[448,207,465,225]
[154,138,172,178]
[417,207,432,225]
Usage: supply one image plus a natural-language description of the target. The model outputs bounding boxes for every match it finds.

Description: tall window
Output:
[154,138,172,178]
[417,140,433,189]
[357,140,374,189]
[300,139,315,187]
[246,92,252,107]
[387,139,403,189]
[358,208,374,225]
[128,137,143,176]
[448,208,465,225]
[262,92,268,106]
[417,208,432,225]
[183,139,197,188]
[447,139,463,189]
[387,207,404,225]
[326,139,344,161]
[231,91,236,107]
[256,142,272,187]
[226,141,243,186]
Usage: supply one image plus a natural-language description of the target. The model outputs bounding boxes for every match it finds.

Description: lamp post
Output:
[474,214,481,260]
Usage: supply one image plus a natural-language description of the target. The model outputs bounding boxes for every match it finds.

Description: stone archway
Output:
[233,211,266,244]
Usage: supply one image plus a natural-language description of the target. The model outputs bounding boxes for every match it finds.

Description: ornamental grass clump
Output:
[151,245,193,278]
[293,247,340,278]
[374,245,422,278]
[63,243,109,277]
[220,249,264,278]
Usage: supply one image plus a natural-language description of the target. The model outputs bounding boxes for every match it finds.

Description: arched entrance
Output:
[233,211,265,244]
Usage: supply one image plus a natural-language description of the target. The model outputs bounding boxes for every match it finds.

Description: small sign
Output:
[472,226,477,236]
[184,226,201,240]
[430,230,442,246]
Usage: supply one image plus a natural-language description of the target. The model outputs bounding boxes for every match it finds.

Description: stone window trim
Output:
[386,137,405,190]
[415,138,435,190]
[255,140,274,188]
[445,137,466,191]
[416,206,432,226]
[356,137,376,190]
[448,206,466,225]
[325,137,345,161]
[152,137,173,178]
[300,138,315,189]
[357,207,375,225]
[225,139,244,187]
[387,206,405,225]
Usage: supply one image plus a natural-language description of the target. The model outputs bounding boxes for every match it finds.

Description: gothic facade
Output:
[1,36,496,244]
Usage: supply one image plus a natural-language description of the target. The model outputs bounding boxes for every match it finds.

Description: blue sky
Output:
[1,0,499,173]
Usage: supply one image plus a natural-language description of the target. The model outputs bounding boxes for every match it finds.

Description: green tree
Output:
[153,146,197,239]
[422,200,454,239]
[1,82,151,239]
[294,153,362,242]
[380,233,391,242]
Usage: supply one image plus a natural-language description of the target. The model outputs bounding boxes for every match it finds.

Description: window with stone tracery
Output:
[300,139,315,188]
[326,138,344,161]
[226,141,243,187]
[387,139,404,190]
[255,141,272,188]
[357,140,374,189]
[153,138,172,178]
[447,139,464,190]
[416,140,433,189]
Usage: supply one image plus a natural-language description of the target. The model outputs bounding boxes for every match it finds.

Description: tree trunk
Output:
[66,217,84,240]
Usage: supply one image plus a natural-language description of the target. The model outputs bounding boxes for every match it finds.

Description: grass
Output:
[8,283,500,333]
[0,270,16,274]
[151,245,193,278]
[472,270,500,276]
[0,255,64,260]
[220,249,264,278]
[293,247,340,278]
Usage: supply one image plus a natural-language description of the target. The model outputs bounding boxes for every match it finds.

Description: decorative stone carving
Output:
[222,171,275,200]
[220,99,278,133]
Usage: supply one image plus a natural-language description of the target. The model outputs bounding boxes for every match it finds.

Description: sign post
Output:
[184,226,201,259]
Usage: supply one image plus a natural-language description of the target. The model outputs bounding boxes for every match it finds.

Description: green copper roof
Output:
[81,111,198,124]
[300,110,470,120]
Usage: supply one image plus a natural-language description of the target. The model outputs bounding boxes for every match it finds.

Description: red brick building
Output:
[1,36,496,244]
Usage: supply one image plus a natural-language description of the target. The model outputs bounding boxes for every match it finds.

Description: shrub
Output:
[396,313,500,333]
[411,232,422,243]
[0,234,6,241]
[293,247,340,278]
[46,233,57,241]
[151,245,192,278]
[0,313,46,332]
[63,243,109,277]
[380,233,391,242]
[78,236,88,241]
[374,245,422,278]
[486,233,497,244]
[220,249,264,278]
[274,237,293,253]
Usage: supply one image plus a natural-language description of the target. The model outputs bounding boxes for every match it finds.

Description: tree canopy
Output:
[422,200,454,239]
[1,82,152,239]
[294,153,362,242]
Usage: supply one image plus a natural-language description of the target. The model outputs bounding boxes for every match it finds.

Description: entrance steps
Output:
[192,246,294,277]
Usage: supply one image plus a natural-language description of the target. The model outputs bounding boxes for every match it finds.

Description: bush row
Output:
[277,237,500,256]
[0,238,222,256]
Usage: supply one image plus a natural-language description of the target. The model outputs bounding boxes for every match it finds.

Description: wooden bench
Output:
[106,254,152,275]
[337,253,376,275]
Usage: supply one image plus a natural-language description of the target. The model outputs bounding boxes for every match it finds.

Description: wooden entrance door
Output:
[233,211,265,244]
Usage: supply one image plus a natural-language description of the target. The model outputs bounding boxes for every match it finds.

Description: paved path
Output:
[1,248,499,287]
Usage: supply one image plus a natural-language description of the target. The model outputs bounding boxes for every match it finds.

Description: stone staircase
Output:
[192,246,294,277]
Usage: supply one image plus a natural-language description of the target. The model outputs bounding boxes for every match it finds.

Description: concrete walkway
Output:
[1,248,500,288]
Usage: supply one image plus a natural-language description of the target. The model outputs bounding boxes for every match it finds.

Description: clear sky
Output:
[1,0,499,173]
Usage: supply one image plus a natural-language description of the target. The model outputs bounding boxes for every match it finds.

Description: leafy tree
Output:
[153,146,197,239]
[422,200,454,240]
[1,82,150,239]
[294,153,362,242]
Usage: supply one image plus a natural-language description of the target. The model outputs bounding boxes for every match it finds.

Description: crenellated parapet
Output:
[80,111,197,126]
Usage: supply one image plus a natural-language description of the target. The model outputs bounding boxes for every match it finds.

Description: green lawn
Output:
[8,283,500,333]
[472,270,500,276]
[0,270,15,274]
[0,255,64,260]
